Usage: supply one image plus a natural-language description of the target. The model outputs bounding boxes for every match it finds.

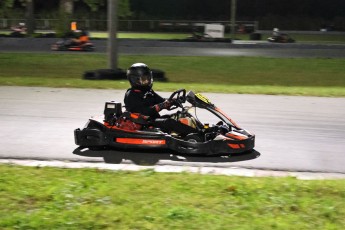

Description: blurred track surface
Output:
[1,86,344,173]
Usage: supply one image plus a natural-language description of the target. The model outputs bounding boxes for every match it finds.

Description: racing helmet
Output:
[127,63,153,90]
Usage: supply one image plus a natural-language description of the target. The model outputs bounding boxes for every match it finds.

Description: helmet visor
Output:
[139,74,152,86]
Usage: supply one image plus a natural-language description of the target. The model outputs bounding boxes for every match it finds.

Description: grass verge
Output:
[92,32,345,43]
[0,164,344,229]
[2,31,345,43]
[1,53,344,97]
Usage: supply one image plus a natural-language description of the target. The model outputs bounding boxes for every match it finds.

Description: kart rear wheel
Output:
[103,155,123,164]
[131,158,159,166]
[83,46,94,52]
[184,133,203,142]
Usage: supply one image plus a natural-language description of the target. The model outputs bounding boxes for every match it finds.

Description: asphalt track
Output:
[1,37,345,58]
[1,87,344,175]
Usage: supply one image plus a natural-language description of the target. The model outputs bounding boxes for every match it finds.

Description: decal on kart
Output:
[116,138,166,145]
[195,93,212,104]
[214,107,242,129]
[225,132,248,140]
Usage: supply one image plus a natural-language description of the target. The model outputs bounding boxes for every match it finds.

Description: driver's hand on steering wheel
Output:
[168,98,176,105]
[154,99,173,112]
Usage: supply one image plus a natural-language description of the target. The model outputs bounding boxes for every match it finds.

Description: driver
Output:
[124,63,196,136]
[272,28,280,37]
[71,30,89,45]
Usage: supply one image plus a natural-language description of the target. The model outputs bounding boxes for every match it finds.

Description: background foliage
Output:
[1,0,345,30]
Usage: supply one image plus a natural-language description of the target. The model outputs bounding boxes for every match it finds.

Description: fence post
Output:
[108,0,118,70]
[231,0,237,40]
[254,21,259,31]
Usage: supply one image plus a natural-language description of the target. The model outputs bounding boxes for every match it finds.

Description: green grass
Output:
[118,32,190,40]
[1,53,345,97]
[90,32,345,43]
[0,164,344,229]
[2,30,345,43]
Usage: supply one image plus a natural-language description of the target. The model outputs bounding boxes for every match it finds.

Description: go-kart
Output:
[267,33,295,43]
[51,39,95,51]
[74,89,255,161]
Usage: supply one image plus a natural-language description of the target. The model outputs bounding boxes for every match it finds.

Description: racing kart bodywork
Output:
[51,39,95,51]
[267,33,295,43]
[74,90,255,159]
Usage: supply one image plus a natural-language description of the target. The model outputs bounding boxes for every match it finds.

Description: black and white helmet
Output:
[126,63,153,90]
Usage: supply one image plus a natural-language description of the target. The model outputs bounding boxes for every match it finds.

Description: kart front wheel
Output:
[83,46,94,52]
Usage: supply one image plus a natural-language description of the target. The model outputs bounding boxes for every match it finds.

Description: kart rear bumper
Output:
[74,128,108,147]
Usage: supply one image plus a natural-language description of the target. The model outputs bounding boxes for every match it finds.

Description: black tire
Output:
[83,69,126,80]
[184,133,203,142]
[151,69,167,82]
[83,45,94,52]
[59,45,67,51]
[131,158,159,166]
[250,33,262,41]
[103,155,123,164]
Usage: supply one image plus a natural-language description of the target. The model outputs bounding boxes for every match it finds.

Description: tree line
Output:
[0,0,131,34]
[1,0,344,32]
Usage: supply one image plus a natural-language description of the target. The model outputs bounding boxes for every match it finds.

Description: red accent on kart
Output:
[179,118,189,126]
[117,119,142,130]
[104,122,141,132]
[228,143,246,149]
[116,138,166,145]
[226,133,247,140]
[103,112,148,132]
[130,113,139,119]
[214,107,242,129]
[121,112,149,123]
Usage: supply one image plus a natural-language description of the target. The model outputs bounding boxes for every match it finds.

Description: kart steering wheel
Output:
[168,89,186,110]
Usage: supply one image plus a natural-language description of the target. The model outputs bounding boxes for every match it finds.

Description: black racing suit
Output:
[124,88,196,136]
[124,88,165,119]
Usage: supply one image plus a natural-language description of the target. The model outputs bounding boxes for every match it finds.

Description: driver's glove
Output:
[154,100,172,112]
